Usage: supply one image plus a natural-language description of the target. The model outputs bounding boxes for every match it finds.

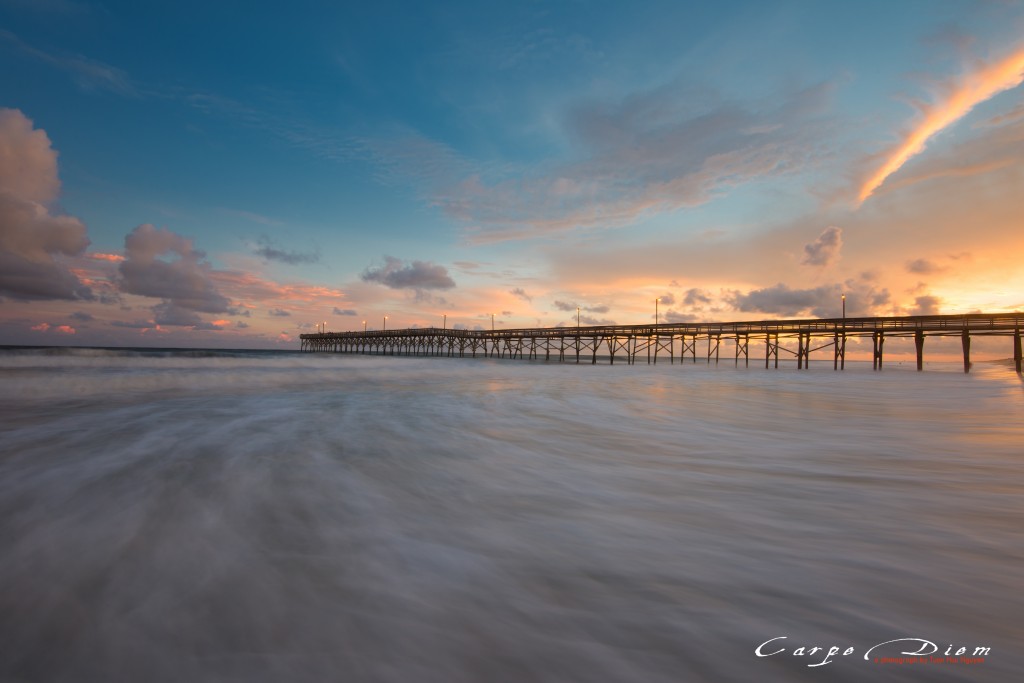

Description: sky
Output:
[1,0,1023,350]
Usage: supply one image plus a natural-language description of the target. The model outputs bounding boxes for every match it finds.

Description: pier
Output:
[300,313,1024,373]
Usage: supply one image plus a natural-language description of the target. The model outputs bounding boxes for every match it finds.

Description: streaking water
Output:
[1,348,1021,682]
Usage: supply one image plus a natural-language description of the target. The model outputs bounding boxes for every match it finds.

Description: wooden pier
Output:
[300,313,1024,373]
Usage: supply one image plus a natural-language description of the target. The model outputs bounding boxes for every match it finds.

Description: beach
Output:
[1,348,1022,682]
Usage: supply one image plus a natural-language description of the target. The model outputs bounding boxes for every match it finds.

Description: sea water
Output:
[1,347,1022,682]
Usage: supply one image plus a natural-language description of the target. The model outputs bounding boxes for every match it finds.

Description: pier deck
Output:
[300,313,1024,373]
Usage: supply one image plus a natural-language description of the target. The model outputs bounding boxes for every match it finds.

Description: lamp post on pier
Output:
[443,314,447,330]
[383,315,388,331]
[577,306,580,330]
[655,297,660,326]
[362,320,367,333]
[491,313,495,331]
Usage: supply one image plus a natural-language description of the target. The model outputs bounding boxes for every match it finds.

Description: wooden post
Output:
[962,330,971,373]
[915,330,924,371]
[1015,327,1022,374]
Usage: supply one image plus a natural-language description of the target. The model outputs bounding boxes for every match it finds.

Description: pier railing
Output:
[300,313,1024,373]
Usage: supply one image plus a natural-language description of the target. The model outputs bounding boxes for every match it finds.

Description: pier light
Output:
[491,313,495,331]
[842,294,846,321]
[363,320,367,332]
[383,315,388,331]
[655,297,661,325]
[443,313,447,330]
[577,306,580,329]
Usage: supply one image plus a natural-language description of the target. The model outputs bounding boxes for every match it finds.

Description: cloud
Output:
[554,300,610,313]
[858,45,1024,202]
[69,311,94,321]
[910,295,941,315]
[110,319,155,329]
[333,307,358,315]
[251,235,319,265]
[802,226,843,266]
[664,310,699,323]
[906,258,945,274]
[683,288,712,306]
[0,0,92,15]
[268,308,291,317]
[118,224,231,313]
[360,80,832,242]
[361,256,456,290]
[152,302,204,327]
[29,322,74,334]
[728,281,890,318]
[509,287,532,302]
[0,29,135,95]
[0,108,93,301]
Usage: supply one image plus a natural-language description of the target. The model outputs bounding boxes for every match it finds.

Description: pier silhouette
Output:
[301,313,1024,373]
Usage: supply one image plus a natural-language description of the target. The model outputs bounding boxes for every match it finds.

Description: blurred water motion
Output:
[1,349,1022,682]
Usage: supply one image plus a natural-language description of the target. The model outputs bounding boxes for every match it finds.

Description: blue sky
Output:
[1,0,1023,348]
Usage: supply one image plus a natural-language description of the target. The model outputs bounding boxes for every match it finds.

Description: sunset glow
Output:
[0,2,1022,348]
[859,46,1024,202]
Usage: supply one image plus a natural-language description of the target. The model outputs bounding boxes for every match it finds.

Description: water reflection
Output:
[1,353,1021,682]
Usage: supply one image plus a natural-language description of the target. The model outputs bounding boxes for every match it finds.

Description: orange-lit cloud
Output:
[87,252,125,262]
[858,46,1024,203]
[28,322,75,334]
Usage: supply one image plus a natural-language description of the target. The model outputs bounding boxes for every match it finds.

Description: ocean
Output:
[1,347,1021,682]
